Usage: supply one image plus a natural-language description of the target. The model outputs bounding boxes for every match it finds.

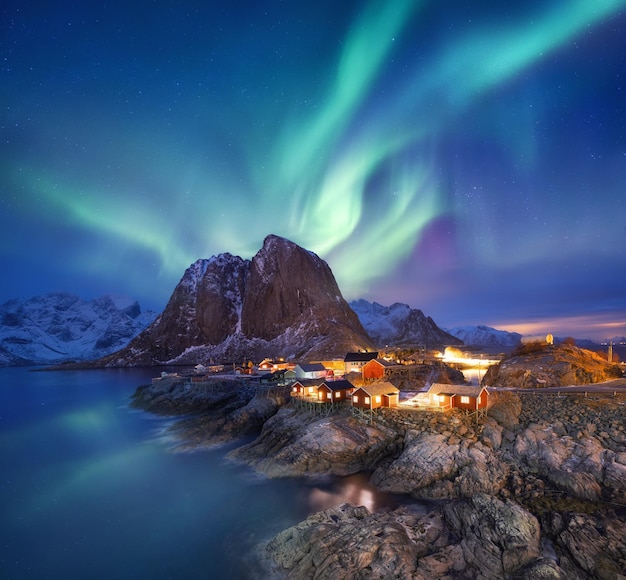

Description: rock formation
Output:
[254,391,626,578]
[483,342,623,388]
[131,375,626,578]
[263,495,543,579]
[96,235,374,366]
[228,406,401,478]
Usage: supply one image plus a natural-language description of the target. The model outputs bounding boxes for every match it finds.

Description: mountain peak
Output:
[350,299,461,347]
[97,235,373,365]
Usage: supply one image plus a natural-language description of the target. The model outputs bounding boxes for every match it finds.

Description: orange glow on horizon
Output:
[489,314,626,341]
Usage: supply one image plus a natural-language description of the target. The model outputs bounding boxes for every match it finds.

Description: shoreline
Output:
[131,377,626,578]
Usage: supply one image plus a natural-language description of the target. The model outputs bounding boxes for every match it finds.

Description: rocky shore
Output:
[131,378,626,578]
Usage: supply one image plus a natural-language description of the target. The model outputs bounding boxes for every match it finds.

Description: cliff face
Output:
[195,253,249,344]
[241,236,371,358]
[242,235,355,340]
[98,235,374,366]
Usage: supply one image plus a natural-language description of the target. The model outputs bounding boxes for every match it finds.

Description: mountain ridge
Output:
[93,235,375,366]
[0,293,157,366]
[350,299,461,348]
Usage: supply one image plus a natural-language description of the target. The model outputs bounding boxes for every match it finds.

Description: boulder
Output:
[265,502,451,579]
[513,424,606,500]
[228,407,400,478]
[167,391,285,450]
[130,378,245,415]
[546,511,626,578]
[513,557,567,579]
[371,430,509,498]
[443,494,542,578]
[264,495,545,579]
[488,391,522,429]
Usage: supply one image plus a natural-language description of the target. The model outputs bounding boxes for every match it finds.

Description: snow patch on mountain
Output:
[350,299,462,347]
[0,292,157,366]
[444,325,522,348]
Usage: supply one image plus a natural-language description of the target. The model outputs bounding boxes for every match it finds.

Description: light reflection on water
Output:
[304,472,410,513]
[0,367,427,579]
[309,475,377,512]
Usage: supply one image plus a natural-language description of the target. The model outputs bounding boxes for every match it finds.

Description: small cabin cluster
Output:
[290,375,401,421]
[155,350,491,424]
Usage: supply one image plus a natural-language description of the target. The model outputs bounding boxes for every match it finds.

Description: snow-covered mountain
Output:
[0,293,157,366]
[444,325,522,348]
[350,299,462,347]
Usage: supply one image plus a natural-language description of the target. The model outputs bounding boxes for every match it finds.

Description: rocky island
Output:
[120,234,626,577]
[131,364,626,578]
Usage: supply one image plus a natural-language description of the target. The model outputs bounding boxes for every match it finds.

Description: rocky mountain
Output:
[445,324,522,348]
[0,293,157,366]
[97,235,374,366]
[350,299,462,348]
[483,342,623,388]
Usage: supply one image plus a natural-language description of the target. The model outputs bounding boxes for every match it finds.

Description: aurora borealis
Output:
[2,1,625,339]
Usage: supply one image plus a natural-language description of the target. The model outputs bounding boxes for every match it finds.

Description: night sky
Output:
[2,0,625,340]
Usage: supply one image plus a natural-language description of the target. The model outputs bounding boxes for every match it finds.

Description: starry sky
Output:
[2,0,625,340]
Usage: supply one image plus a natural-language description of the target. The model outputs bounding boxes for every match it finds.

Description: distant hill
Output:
[483,343,622,388]
[0,293,157,366]
[93,235,374,366]
[444,325,522,348]
[350,299,461,348]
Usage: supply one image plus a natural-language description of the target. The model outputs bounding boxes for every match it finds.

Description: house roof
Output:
[320,379,354,391]
[428,383,489,398]
[355,381,400,396]
[296,362,326,372]
[344,352,379,363]
[364,358,402,368]
[293,378,326,387]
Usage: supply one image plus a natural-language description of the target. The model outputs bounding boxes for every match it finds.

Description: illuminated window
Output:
[352,395,358,403]
[375,396,381,404]
[334,391,340,398]
[460,396,470,404]
[437,395,444,402]
[364,397,370,404]
[318,391,323,400]
[308,387,314,394]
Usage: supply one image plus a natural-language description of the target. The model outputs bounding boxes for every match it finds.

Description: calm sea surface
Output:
[0,367,409,579]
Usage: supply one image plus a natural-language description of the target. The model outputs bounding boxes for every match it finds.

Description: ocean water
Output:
[0,367,407,579]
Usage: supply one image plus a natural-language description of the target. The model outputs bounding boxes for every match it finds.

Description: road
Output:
[493,377,626,395]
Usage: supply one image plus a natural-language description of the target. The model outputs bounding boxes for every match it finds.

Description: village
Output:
[151,349,492,424]
[139,347,626,580]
